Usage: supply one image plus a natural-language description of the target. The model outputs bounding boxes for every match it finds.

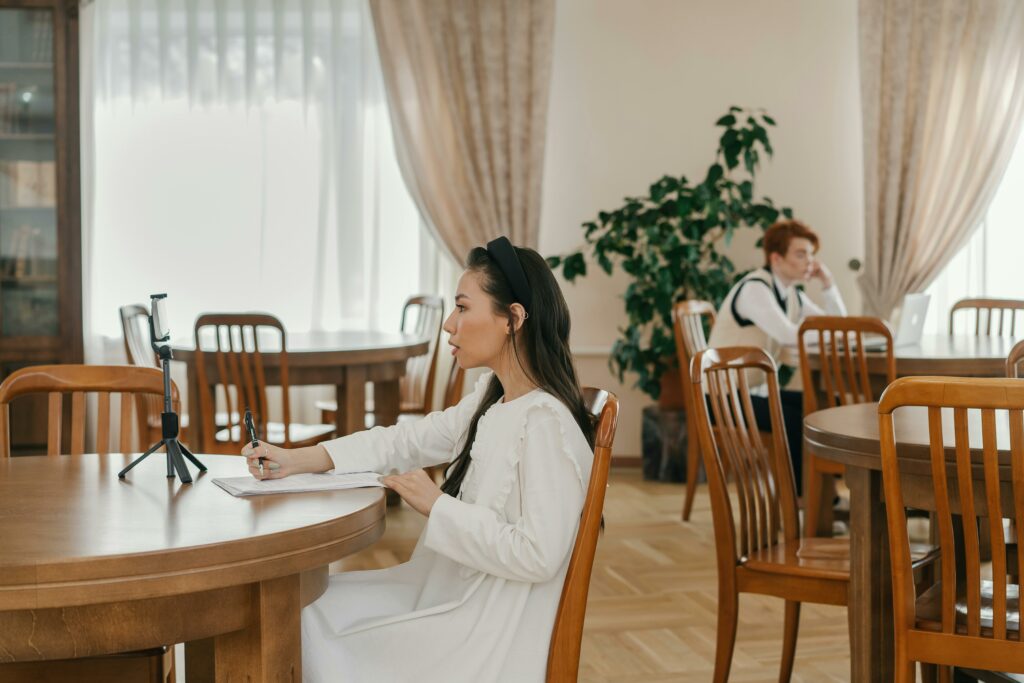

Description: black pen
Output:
[244,408,263,476]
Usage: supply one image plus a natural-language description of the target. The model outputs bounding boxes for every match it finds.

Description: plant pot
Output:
[641,405,688,482]
[658,365,687,410]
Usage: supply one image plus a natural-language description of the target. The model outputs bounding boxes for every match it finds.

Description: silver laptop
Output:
[863,293,931,350]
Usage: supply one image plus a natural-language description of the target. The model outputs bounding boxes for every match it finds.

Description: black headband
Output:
[486,236,532,314]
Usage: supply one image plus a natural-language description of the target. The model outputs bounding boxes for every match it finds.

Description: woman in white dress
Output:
[243,237,597,682]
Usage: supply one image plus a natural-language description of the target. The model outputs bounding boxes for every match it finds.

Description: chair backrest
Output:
[798,315,896,416]
[400,296,445,414]
[193,313,291,452]
[672,300,716,416]
[442,361,466,410]
[546,387,618,683]
[949,297,1024,336]
[0,364,178,457]
[1008,339,1024,378]
[120,304,165,442]
[689,346,799,565]
[878,376,1024,667]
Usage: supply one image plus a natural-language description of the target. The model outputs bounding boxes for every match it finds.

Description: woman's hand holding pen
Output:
[382,469,443,517]
[243,441,294,479]
[243,442,334,479]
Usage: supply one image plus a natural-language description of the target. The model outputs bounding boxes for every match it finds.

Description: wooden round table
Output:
[0,453,385,681]
[784,332,1022,377]
[173,330,430,444]
[804,402,1016,683]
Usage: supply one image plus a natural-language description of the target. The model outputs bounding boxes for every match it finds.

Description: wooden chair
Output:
[1007,339,1024,378]
[0,364,176,682]
[689,346,937,681]
[949,298,1024,336]
[798,315,896,537]
[318,295,446,428]
[193,313,334,453]
[878,376,1024,680]
[546,387,619,682]
[426,361,468,483]
[672,299,716,521]
[120,304,191,445]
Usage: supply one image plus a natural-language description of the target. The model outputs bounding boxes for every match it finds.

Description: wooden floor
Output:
[332,468,852,682]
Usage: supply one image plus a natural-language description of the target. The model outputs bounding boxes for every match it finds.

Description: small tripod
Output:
[119,304,206,483]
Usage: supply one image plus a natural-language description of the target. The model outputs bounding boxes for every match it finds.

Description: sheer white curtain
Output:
[79,0,452,376]
[924,126,1024,334]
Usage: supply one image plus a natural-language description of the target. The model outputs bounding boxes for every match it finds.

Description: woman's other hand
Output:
[382,469,444,516]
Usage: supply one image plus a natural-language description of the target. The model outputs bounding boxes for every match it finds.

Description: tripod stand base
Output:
[118,438,206,484]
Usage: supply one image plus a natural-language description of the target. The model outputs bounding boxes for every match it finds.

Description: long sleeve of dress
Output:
[320,374,487,475]
[420,405,587,583]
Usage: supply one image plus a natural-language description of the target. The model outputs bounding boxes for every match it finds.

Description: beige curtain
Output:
[858,0,1024,317]
[369,0,555,263]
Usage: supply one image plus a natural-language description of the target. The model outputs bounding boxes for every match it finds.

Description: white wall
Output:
[541,0,865,456]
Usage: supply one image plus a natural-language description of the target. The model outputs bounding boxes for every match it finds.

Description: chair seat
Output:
[742,538,851,580]
[742,538,939,582]
[215,421,335,445]
[916,580,1021,638]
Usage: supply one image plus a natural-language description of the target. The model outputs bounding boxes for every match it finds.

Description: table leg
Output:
[185,360,202,451]
[333,383,348,437]
[342,366,367,436]
[374,379,400,427]
[847,466,893,682]
[213,574,301,682]
[185,638,214,682]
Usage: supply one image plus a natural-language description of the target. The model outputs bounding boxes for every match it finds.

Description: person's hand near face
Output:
[807,259,834,288]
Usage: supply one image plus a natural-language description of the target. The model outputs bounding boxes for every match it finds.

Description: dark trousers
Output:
[749,389,804,494]
[706,389,804,494]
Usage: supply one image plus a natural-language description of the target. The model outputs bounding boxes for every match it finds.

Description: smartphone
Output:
[150,293,170,341]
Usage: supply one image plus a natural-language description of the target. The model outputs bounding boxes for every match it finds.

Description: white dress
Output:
[301,373,593,683]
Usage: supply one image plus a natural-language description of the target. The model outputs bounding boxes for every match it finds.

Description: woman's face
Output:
[443,270,511,370]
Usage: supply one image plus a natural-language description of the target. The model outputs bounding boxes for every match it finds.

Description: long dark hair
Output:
[441,244,595,497]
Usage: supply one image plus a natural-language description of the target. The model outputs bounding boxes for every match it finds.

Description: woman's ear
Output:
[508,303,528,333]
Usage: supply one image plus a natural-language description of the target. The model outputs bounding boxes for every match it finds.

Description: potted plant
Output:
[548,106,791,404]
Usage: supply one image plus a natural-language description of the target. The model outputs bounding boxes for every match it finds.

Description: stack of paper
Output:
[213,471,384,497]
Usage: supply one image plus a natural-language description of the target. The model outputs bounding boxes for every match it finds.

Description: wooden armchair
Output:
[192,313,334,453]
[690,346,848,681]
[120,304,190,445]
[950,298,1024,336]
[672,299,716,521]
[546,387,618,682]
[878,376,1024,680]
[798,315,896,536]
[0,364,176,682]
[318,295,445,429]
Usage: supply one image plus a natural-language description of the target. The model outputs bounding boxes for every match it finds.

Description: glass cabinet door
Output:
[0,8,58,339]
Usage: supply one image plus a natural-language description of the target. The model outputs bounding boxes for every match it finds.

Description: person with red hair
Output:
[707,219,847,491]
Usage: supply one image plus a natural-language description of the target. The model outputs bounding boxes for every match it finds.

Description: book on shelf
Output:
[0,161,56,208]
[31,13,53,63]
[3,224,44,279]
[0,83,14,134]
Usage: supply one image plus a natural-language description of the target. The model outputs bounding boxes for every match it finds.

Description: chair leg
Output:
[895,656,915,683]
[779,600,800,683]
[682,438,700,521]
[713,586,739,683]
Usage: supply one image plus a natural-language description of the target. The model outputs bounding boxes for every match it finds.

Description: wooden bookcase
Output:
[0,1,82,453]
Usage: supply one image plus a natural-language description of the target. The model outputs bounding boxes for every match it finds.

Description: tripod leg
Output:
[166,440,194,484]
[118,440,166,479]
[178,442,207,472]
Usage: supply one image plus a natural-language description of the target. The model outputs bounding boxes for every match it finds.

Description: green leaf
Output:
[546,255,561,269]
[763,114,776,125]
[716,114,736,127]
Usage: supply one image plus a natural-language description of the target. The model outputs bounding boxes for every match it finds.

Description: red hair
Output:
[762,220,819,267]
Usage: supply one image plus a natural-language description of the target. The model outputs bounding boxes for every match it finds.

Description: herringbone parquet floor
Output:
[331,468,852,682]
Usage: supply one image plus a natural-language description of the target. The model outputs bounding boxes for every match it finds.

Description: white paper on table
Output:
[212,471,384,497]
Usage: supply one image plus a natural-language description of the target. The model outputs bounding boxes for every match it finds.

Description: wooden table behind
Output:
[804,403,1017,682]
[784,333,1022,377]
[173,330,430,444]
[0,453,385,681]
